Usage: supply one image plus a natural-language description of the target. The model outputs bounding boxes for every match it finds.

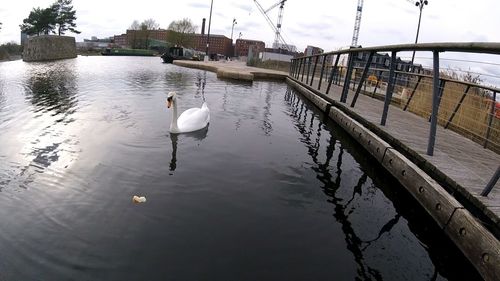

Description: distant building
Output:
[304,45,323,56]
[114,34,127,47]
[235,39,265,57]
[272,42,297,52]
[20,32,28,46]
[190,34,233,58]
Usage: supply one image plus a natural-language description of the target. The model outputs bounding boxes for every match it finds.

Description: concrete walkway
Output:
[174,60,500,230]
[173,60,288,81]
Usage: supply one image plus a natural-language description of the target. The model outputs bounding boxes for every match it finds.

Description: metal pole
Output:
[301,58,306,82]
[351,51,374,107]
[230,18,236,41]
[326,55,340,95]
[372,70,382,97]
[205,0,214,60]
[306,57,312,85]
[410,3,424,67]
[427,51,440,156]
[310,56,319,87]
[341,53,355,103]
[483,91,497,148]
[381,51,397,126]
[481,166,500,197]
[318,55,327,90]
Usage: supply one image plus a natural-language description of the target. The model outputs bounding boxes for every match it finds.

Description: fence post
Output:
[341,52,356,103]
[427,51,440,156]
[381,51,397,126]
[318,55,327,90]
[481,166,500,197]
[484,91,497,148]
[310,56,319,87]
[289,59,294,76]
[305,57,312,84]
[351,51,374,107]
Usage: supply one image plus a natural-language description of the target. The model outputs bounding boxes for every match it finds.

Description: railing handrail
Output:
[295,42,500,60]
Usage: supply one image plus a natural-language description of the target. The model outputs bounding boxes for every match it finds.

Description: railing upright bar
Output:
[445,85,471,129]
[301,58,306,82]
[306,57,312,85]
[289,59,294,76]
[310,56,319,87]
[318,55,327,90]
[481,166,500,197]
[341,53,356,103]
[381,51,397,126]
[428,79,446,122]
[403,75,423,111]
[372,70,382,97]
[351,51,374,107]
[326,54,340,95]
[483,91,497,148]
[427,51,441,156]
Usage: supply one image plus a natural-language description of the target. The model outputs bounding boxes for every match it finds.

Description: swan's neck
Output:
[170,100,180,133]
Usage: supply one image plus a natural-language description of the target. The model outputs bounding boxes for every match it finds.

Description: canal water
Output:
[0,57,481,280]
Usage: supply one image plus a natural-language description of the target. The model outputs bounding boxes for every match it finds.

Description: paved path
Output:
[174,60,500,229]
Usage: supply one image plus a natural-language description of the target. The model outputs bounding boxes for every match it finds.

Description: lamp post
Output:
[205,0,214,61]
[230,18,237,41]
[410,0,428,70]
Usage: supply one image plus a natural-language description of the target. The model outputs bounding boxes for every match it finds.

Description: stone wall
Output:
[23,35,77,62]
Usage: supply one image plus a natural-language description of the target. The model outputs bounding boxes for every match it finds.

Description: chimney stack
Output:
[201,18,206,35]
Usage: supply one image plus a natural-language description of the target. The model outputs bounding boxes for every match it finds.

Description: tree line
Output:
[19,0,80,36]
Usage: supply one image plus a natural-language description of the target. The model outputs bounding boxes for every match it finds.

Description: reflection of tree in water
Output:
[24,63,78,123]
[283,88,481,281]
[194,71,206,101]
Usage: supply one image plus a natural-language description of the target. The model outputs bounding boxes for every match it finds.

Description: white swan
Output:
[166,91,210,133]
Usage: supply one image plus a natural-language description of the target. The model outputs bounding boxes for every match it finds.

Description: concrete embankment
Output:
[23,35,77,62]
[286,77,500,281]
[173,60,287,81]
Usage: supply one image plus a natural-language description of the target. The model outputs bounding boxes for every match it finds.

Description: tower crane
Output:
[351,0,364,47]
[253,0,290,51]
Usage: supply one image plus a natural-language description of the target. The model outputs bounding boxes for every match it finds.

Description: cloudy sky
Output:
[1,0,499,72]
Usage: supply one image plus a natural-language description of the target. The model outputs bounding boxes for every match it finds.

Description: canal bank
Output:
[175,60,499,280]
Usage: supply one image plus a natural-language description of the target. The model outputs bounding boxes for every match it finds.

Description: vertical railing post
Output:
[351,51,374,107]
[484,91,497,148]
[310,56,319,87]
[318,55,327,90]
[427,51,440,156]
[481,166,500,197]
[372,70,383,97]
[326,54,341,95]
[301,58,306,82]
[306,57,312,85]
[289,59,294,76]
[341,52,356,103]
[445,85,471,129]
[381,51,397,126]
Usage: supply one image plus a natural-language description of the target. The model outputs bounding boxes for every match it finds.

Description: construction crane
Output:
[253,0,290,51]
[351,0,364,47]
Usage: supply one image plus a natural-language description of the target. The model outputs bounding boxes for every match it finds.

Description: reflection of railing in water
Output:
[284,88,481,280]
[283,89,396,280]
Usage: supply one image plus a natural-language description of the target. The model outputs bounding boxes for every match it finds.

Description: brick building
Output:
[190,34,232,58]
[304,45,324,56]
[235,39,265,57]
[114,34,127,47]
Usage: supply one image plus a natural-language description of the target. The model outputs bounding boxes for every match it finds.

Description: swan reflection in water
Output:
[168,126,209,173]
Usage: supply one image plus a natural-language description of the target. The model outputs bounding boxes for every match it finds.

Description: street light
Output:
[410,0,428,70]
[230,18,237,41]
[205,0,214,61]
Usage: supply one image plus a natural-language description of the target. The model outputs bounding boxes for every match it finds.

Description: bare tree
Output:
[129,20,141,30]
[167,18,197,48]
[141,18,159,30]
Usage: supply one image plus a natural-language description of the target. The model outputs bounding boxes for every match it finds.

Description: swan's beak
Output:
[167,100,172,108]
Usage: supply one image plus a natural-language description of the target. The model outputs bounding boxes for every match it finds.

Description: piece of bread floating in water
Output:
[132,196,147,203]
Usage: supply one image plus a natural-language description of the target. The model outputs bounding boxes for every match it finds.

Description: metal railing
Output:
[289,42,500,196]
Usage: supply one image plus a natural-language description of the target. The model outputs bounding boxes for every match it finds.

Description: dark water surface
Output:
[0,57,481,280]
